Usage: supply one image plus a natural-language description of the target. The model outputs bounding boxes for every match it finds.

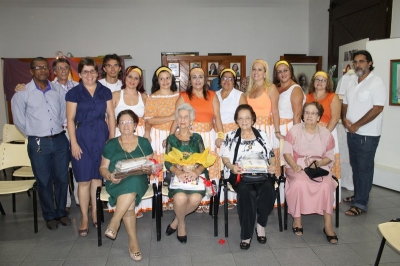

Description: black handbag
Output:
[304,160,329,183]
[228,128,273,185]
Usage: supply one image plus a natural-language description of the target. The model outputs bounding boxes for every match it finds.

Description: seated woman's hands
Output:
[291,163,302,173]
[230,164,242,175]
[176,170,198,183]
[267,164,276,175]
[108,172,121,185]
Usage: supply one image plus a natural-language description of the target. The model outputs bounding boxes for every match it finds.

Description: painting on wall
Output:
[390,59,400,106]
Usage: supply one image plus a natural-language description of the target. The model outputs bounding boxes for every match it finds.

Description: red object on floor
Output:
[219,239,226,244]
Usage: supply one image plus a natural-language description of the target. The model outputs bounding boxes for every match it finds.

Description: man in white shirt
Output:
[341,50,386,216]
[98,54,122,92]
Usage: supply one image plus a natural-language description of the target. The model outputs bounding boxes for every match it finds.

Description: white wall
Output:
[391,0,400,38]
[0,0,312,137]
[309,0,330,70]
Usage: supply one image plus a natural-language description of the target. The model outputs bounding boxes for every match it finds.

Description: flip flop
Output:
[343,195,354,202]
[195,206,203,213]
[345,206,366,216]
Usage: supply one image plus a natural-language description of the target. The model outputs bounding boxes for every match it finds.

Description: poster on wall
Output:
[390,59,400,106]
[337,38,369,84]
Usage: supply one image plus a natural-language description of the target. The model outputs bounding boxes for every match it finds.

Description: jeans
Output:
[347,133,380,211]
[27,133,70,221]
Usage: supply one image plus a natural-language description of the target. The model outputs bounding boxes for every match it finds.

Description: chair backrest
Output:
[0,142,31,171]
[2,124,26,143]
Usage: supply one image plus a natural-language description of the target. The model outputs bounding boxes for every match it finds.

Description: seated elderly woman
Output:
[282,101,338,244]
[164,103,211,244]
[99,109,153,261]
[220,104,276,250]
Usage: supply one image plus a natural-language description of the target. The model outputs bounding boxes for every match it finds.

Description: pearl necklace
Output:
[302,124,319,142]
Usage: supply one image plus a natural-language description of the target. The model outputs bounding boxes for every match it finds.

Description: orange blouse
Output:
[247,90,271,117]
[306,92,335,125]
[181,91,215,123]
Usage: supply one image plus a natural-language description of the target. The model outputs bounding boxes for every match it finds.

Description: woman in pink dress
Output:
[282,102,338,244]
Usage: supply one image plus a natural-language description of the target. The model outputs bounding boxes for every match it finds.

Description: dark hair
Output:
[353,50,374,71]
[30,57,48,69]
[232,64,238,71]
[308,71,334,93]
[52,58,70,71]
[302,101,324,121]
[218,69,239,89]
[122,66,145,93]
[210,63,216,69]
[187,69,209,100]
[78,57,98,74]
[150,66,178,94]
[272,61,298,86]
[116,109,139,125]
[101,54,122,78]
[234,104,257,125]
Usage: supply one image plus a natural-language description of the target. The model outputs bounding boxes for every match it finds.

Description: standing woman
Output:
[273,60,305,136]
[246,59,282,173]
[66,57,115,236]
[171,67,224,212]
[306,71,342,182]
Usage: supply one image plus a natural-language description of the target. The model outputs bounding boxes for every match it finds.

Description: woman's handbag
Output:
[303,160,329,183]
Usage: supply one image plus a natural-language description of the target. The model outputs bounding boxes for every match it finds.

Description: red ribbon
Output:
[236,173,241,184]
[200,176,215,195]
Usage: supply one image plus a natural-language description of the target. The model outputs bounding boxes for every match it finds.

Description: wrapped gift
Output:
[114,158,162,180]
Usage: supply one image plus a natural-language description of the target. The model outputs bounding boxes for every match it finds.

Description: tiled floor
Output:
[1,173,400,265]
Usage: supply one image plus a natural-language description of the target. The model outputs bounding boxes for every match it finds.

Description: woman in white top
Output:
[113,66,148,139]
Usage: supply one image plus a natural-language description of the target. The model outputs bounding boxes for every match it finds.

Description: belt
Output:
[36,130,65,139]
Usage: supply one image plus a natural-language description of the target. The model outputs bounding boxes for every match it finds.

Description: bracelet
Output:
[217,131,225,139]
[275,131,281,134]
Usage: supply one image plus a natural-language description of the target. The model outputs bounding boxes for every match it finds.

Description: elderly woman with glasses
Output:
[66,57,115,236]
[282,101,338,244]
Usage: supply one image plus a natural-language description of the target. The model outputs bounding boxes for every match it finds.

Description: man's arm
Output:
[11,92,27,135]
[348,105,384,134]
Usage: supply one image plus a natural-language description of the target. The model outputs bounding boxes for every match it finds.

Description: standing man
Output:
[99,54,122,92]
[12,57,71,230]
[341,50,386,216]
[210,64,225,91]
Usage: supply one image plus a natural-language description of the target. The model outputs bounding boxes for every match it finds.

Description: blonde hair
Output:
[246,59,271,95]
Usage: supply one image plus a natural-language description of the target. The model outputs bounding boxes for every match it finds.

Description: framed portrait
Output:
[230,62,241,77]
[280,55,322,94]
[190,62,201,69]
[208,62,218,76]
[390,59,400,106]
[168,62,179,77]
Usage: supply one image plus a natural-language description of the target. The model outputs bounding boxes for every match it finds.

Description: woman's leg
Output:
[107,193,136,238]
[90,179,102,224]
[172,192,202,236]
[323,211,338,243]
[122,195,140,255]
[78,181,90,230]
[234,182,256,242]
[255,179,276,237]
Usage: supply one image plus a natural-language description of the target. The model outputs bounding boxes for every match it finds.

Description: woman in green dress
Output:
[100,109,153,262]
[164,103,209,244]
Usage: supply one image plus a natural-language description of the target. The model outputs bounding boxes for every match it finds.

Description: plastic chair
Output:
[2,124,25,143]
[374,218,400,266]
[95,183,160,246]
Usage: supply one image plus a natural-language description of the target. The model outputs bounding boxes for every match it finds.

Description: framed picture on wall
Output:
[390,59,400,106]
[190,62,201,69]
[230,63,241,77]
[168,62,179,77]
[208,62,218,76]
[280,55,322,94]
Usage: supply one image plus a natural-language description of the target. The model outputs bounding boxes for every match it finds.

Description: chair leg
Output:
[156,182,162,241]
[0,201,5,215]
[209,193,214,217]
[2,169,7,180]
[33,183,38,233]
[96,186,102,247]
[224,181,228,238]
[276,176,283,232]
[152,183,157,219]
[374,237,386,266]
[335,185,339,228]
[213,180,219,237]
[284,201,288,230]
[12,193,16,213]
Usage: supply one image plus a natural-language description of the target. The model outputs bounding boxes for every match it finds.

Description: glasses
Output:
[315,79,327,83]
[237,117,251,122]
[221,77,233,82]
[81,70,97,76]
[119,120,135,125]
[55,66,70,71]
[105,64,120,68]
[304,111,319,116]
[32,66,50,71]
[353,60,367,65]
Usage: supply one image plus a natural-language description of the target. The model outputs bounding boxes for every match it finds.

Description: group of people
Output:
[10,50,385,259]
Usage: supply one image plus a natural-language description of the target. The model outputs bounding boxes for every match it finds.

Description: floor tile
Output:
[272,246,325,265]
[311,243,366,265]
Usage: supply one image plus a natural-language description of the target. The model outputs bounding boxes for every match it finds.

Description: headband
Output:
[190,67,204,75]
[275,60,290,68]
[253,59,267,69]
[313,71,328,79]
[156,67,172,77]
[126,67,142,77]
[219,68,236,78]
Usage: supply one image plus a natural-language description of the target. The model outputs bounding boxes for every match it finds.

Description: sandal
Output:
[227,203,236,210]
[240,239,252,250]
[129,249,142,261]
[136,212,143,219]
[292,227,303,236]
[343,195,354,202]
[323,228,338,244]
[168,202,174,210]
[345,206,366,216]
[78,228,88,237]
[162,204,168,211]
[105,228,117,240]
[202,205,210,213]
[196,206,203,213]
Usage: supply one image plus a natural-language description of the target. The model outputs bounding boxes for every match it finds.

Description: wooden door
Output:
[328,0,392,76]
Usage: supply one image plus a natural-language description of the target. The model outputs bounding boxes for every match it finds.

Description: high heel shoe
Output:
[240,239,252,250]
[292,226,303,236]
[166,219,177,236]
[92,221,98,228]
[105,228,117,240]
[255,229,267,244]
[323,228,338,244]
[129,249,142,261]
[177,234,187,244]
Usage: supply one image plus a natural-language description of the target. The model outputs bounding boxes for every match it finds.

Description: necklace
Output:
[302,124,319,142]
[119,137,135,159]
[314,91,327,101]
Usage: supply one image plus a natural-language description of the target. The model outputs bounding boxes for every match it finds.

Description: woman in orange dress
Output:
[171,67,224,211]
[246,59,282,173]
[305,71,341,180]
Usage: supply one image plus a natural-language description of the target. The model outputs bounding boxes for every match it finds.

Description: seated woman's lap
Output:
[173,192,202,205]
[233,180,276,214]
[115,192,137,210]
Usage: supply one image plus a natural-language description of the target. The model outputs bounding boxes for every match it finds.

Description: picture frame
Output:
[230,62,241,77]
[168,62,179,77]
[190,62,201,69]
[390,59,400,106]
[208,62,218,76]
[280,55,322,94]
